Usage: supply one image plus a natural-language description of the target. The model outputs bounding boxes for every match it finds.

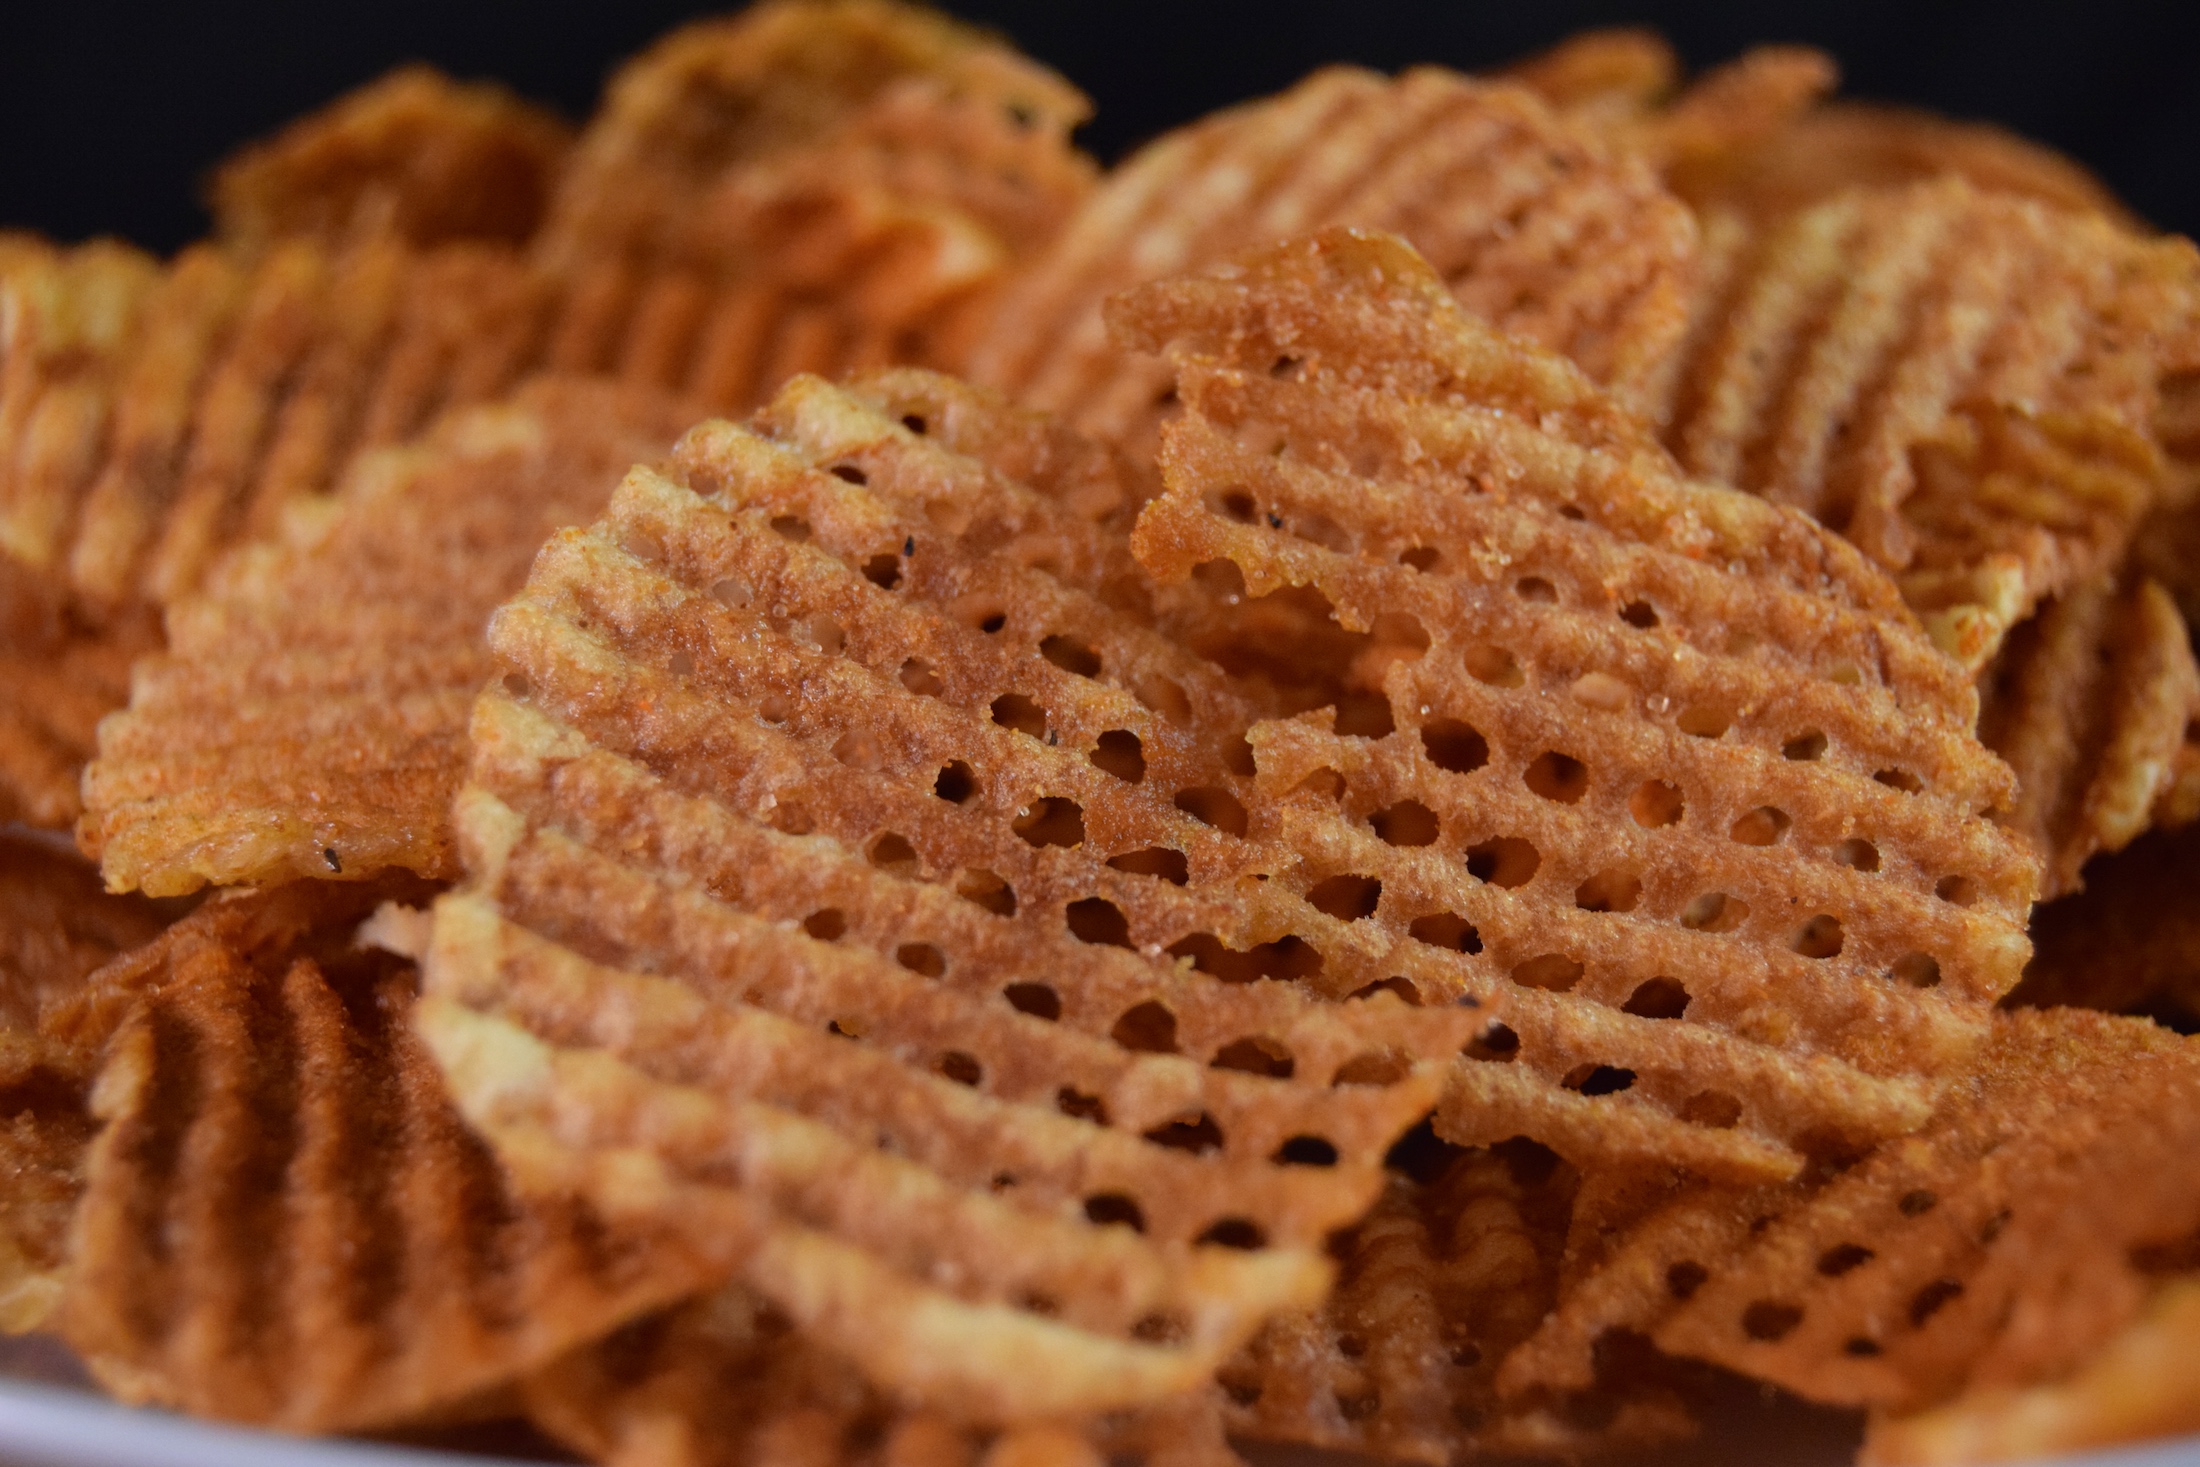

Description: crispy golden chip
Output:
[538,0,1091,278]
[2007,820,2200,1023]
[526,1290,1238,1467]
[80,376,695,897]
[1218,1140,1695,1463]
[1978,577,2200,896]
[1862,1275,2200,1465]
[1500,28,1680,128]
[1660,178,2200,667]
[1613,46,1838,177]
[210,64,574,254]
[418,367,1485,1420]
[59,885,719,1433]
[1502,1008,2200,1415]
[1120,228,2037,1182]
[961,62,1696,457]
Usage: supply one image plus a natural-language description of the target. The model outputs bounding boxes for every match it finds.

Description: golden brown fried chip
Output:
[1614,46,1838,177]
[210,64,574,253]
[1660,178,2200,667]
[961,62,1696,457]
[2007,820,2200,1023]
[1862,1275,2200,1465]
[59,884,719,1433]
[1120,228,2037,1182]
[419,367,1484,1421]
[1502,1009,2200,1416]
[1978,577,2200,896]
[1499,28,1679,128]
[80,376,695,897]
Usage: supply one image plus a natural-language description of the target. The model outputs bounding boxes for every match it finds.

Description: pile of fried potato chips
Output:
[6,5,2200,1464]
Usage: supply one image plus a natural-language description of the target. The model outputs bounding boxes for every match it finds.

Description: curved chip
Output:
[80,376,695,897]
[209,64,574,254]
[420,365,1487,1420]
[961,62,1696,456]
[60,897,717,1433]
[1660,177,2200,667]
[1121,228,2037,1182]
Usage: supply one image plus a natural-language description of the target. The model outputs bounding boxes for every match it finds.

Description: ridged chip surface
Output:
[421,366,1483,1421]
[59,886,717,1433]
[1121,228,2039,1182]
[1499,1008,2200,1416]
[960,62,1696,455]
[1978,577,2200,896]
[80,377,694,896]
[209,64,574,254]
[1659,177,2200,668]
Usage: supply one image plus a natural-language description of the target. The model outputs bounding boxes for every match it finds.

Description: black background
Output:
[6,0,2198,252]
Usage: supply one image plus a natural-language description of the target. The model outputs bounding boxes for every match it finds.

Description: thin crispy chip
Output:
[1500,29,1679,128]
[419,367,1483,1420]
[81,376,695,896]
[538,0,1090,277]
[2007,820,2200,1023]
[1613,46,1838,176]
[1219,1139,1694,1462]
[1502,1009,2200,1414]
[210,64,574,253]
[526,1290,1237,1467]
[1862,1275,2200,1465]
[58,878,719,1432]
[962,62,1696,457]
[1660,177,2200,667]
[1978,577,2200,895]
[1120,228,2037,1182]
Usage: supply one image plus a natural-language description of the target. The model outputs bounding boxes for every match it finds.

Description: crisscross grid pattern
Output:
[429,371,1485,1420]
[962,63,1695,453]
[79,377,695,896]
[61,921,716,1434]
[208,64,574,254]
[1123,229,2039,1183]
[1662,178,2200,667]
[1978,577,2200,896]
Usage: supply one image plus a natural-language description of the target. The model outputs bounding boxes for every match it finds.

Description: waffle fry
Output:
[418,365,1486,1421]
[1122,228,2037,1181]
[60,893,720,1433]
[210,65,573,253]
[1661,178,2200,667]
[1503,1009,2200,1415]
[1977,577,2200,896]
[1863,1275,2200,1465]
[961,62,1696,460]
[80,377,695,897]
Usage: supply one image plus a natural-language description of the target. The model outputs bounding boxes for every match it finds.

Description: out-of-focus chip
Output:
[1120,228,2037,1182]
[0,832,172,1032]
[1862,1275,2200,1465]
[1500,1008,2200,1415]
[1977,577,2200,895]
[418,366,1484,1420]
[526,1290,1238,1467]
[58,878,719,1433]
[2007,820,2200,1024]
[961,62,1696,459]
[1499,28,1679,129]
[0,566,157,829]
[209,65,574,254]
[1659,177,2200,667]
[80,377,695,897]
[1219,1137,1694,1462]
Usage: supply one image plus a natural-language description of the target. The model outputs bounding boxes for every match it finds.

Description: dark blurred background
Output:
[6,0,2199,251]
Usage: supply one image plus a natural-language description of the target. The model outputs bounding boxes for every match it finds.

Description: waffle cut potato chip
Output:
[1121,227,2038,1182]
[1500,1008,2200,1416]
[209,65,574,254]
[535,0,1093,414]
[1660,176,2200,668]
[58,877,722,1433]
[960,60,1696,463]
[525,1289,1239,1467]
[0,563,157,829]
[80,376,695,897]
[2008,819,2200,1025]
[1977,576,2200,895]
[1862,1274,2200,1465]
[418,366,1489,1421]
[1219,1137,1695,1462]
